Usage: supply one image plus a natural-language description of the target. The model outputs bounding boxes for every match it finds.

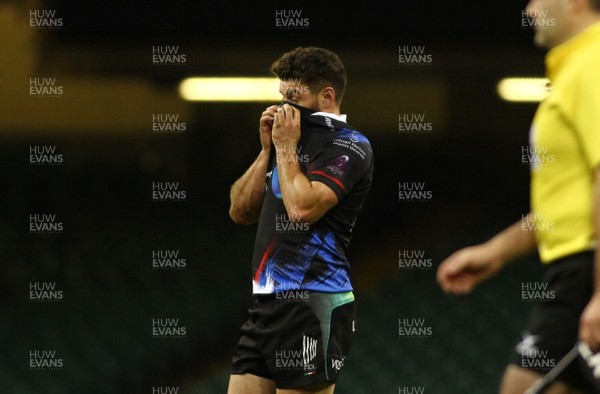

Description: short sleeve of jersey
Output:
[306,133,373,200]
[574,55,600,169]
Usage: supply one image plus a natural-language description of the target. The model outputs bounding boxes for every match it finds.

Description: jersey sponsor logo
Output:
[331,129,369,160]
[326,155,350,176]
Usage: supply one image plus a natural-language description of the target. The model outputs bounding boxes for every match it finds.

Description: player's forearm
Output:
[486,215,537,266]
[275,145,320,224]
[229,150,270,225]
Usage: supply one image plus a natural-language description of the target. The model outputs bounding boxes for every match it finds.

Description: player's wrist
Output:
[274,142,298,152]
[259,148,271,158]
[274,143,299,163]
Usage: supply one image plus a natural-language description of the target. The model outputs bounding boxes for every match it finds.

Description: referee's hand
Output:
[436,244,504,295]
[580,294,600,352]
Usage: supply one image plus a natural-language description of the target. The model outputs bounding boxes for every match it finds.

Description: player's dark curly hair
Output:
[271,47,347,104]
[592,0,600,11]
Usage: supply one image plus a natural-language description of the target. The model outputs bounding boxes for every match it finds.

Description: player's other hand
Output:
[272,104,301,148]
[580,293,600,352]
[259,105,279,152]
[436,244,504,295]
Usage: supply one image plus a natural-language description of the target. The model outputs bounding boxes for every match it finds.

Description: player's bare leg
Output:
[277,382,335,394]
[227,373,276,394]
[499,365,583,394]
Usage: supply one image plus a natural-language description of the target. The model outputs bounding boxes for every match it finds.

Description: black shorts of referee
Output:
[510,250,600,392]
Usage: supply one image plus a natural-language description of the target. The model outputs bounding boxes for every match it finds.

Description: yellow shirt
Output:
[531,21,600,263]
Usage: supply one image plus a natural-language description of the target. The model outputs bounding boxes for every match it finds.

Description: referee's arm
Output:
[579,169,600,350]
[437,216,537,295]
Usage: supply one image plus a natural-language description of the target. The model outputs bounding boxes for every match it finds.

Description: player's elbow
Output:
[285,194,336,225]
[286,206,322,225]
[229,206,258,226]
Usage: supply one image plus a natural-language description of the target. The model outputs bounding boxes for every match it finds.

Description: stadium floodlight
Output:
[497,77,550,103]
[178,77,281,102]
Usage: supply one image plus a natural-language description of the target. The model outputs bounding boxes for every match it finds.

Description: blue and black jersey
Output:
[252,102,373,294]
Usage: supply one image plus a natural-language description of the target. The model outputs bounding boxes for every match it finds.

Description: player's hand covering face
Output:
[272,103,301,148]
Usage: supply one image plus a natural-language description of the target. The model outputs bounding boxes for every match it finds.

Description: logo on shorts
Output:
[330,356,345,373]
[303,334,318,374]
[516,332,556,370]
[274,334,318,373]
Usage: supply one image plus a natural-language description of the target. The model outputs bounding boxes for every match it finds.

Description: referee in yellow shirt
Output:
[437,0,600,392]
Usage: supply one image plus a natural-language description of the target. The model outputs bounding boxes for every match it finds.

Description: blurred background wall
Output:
[1,0,549,392]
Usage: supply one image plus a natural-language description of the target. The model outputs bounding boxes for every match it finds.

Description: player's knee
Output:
[499,365,541,394]
[499,365,580,394]
[276,382,335,394]
[228,373,276,394]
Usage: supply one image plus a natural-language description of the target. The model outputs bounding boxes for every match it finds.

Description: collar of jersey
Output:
[546,20,600,81]
[280,101,348,123]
